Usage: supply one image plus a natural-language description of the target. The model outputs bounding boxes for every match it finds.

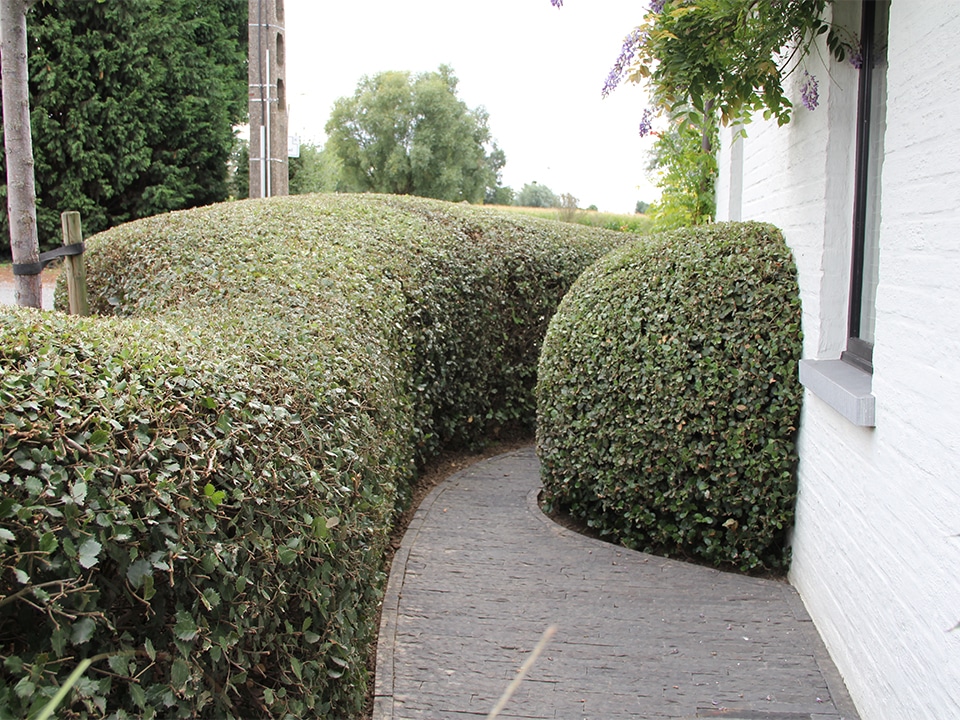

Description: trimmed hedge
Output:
[0,194,625,718]
[536,222,803,573]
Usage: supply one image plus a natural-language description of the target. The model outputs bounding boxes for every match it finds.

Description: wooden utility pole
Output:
[248,0,288,198]
[1,0,42,308]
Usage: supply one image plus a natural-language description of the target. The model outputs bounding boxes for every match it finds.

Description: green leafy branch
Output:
[628,0,858,129]
[567,0,862,228]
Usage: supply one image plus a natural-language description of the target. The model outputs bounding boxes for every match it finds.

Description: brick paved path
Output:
[374,447,858,720]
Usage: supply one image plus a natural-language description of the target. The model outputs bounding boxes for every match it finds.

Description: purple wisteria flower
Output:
[550,0,563,6]
[800,71,819,111]
[849,47,863,69]
[638,108,654,137]
[650,0,666,12]
[602,28,643,98]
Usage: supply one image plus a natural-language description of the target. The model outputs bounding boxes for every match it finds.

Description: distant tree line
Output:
[281,65,656,214]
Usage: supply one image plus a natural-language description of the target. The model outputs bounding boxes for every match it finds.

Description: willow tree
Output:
[326,65,503,203]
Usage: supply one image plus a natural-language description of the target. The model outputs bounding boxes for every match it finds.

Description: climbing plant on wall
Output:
[550,0,859,226]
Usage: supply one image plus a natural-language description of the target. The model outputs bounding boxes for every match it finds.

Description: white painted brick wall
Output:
[716,2,960,718]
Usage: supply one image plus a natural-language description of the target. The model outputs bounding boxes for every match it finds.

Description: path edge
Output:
[372,447,531,719]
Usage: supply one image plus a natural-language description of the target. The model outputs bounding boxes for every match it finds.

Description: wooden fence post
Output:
[60,211,89,316]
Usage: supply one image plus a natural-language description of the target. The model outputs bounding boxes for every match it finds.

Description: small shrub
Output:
[536,222,803,573]
[557,193,578,223]
[1,194,624,718]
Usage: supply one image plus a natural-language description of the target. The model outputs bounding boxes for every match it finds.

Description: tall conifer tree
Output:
[0,0,247,254]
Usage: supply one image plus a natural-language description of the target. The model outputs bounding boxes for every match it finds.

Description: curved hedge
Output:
[0,194,625,718]
[536,222,803,573]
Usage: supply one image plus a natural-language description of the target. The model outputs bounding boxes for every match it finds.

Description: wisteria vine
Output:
[552,0,860,131]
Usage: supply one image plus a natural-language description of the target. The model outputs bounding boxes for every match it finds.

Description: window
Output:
[843,0,890,373]
[798,0,888,426]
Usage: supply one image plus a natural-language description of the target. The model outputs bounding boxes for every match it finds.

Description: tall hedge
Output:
[536,222,803,573]
[0,195,625,718]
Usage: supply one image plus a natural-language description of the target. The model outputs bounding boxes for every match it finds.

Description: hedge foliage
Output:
[536,222,803,573]
[0,194,625,719]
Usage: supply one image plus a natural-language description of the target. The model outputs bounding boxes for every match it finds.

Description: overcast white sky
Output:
[283,0,658,213]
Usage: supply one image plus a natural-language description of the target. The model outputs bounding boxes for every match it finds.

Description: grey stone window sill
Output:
[799,359,876,427]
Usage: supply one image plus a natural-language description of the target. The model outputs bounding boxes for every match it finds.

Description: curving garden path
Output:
[374,446,859,720]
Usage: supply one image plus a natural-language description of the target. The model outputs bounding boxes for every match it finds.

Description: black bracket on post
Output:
[11,242,85,276]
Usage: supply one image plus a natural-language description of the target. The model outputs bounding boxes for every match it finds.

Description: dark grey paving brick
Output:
[374,448,859,720]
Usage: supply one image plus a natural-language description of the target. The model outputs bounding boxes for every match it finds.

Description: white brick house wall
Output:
[715,2,960,718]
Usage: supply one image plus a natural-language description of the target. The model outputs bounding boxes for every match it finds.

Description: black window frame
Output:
[842,0,888,375]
